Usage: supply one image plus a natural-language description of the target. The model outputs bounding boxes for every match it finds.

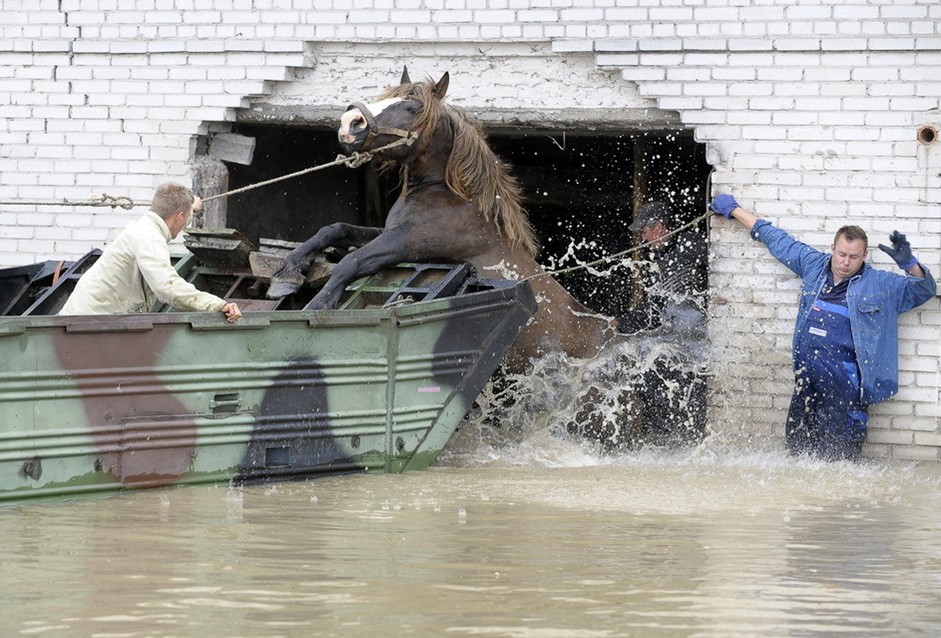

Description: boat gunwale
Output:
[0,278,532,336]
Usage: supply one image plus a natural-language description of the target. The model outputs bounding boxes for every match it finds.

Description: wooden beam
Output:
[208,133,256,166]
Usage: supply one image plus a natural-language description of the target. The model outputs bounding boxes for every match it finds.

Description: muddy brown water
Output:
[3,442,940,637]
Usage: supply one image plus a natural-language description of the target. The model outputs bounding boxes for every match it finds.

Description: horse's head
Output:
[340,68,538,258]
[338,68,449,160]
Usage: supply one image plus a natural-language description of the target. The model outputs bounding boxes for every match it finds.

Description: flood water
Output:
[3,439,941,637]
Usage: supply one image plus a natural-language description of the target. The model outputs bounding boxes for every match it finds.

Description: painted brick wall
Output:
[570,4,941,461]
[1,0,939,460]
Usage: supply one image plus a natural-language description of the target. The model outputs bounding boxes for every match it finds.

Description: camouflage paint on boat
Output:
[0,268,536,502]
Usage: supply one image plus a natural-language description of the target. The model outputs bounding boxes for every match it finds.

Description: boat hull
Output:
[0,278,535,502]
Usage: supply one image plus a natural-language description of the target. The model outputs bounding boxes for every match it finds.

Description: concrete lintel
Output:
[239,103,682,132]
[475,108,682,132]
[238,104,345,128]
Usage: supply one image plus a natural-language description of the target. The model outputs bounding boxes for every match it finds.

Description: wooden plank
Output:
[249,238,343,286]
[208,133,256,165]
[183,228,256,269]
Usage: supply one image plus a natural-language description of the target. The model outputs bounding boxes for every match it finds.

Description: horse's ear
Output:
[433,72,449,99]
[400,66,411,85]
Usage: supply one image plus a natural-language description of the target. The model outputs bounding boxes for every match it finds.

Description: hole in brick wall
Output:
[917,125,937,145]
[223,124,710,318]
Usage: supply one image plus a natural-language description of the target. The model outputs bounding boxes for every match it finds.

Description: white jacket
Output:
[60,211,226,315]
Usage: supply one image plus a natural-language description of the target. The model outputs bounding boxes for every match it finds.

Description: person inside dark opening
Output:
[619,201,709,446]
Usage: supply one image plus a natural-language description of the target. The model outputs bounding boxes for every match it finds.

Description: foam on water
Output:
[436,436,941,518]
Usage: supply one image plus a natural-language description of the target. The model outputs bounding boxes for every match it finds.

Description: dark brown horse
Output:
[268,69,620,373]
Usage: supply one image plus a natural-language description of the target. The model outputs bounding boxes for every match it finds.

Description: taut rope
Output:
[521,210,714,283]
[526,172,717,281]
[0,134,417,210]
[0,193,143,210]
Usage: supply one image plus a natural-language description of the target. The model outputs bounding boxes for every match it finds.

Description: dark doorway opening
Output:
[225,124,385,246]
[488,131,711,319]
[224,124,711,319]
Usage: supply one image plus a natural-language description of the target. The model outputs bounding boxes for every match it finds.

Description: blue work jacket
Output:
[751,220,937,404]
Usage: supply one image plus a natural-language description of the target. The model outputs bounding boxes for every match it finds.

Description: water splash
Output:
[448,333,712,462]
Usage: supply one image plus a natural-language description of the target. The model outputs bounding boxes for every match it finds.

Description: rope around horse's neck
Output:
[519,210,715,283]
[0,135,417,210]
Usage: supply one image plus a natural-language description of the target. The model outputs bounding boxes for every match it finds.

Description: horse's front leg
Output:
[305,229,411,310]
[267,223,382,298]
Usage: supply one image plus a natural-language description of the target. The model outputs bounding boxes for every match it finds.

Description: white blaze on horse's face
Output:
[338,97,404,145]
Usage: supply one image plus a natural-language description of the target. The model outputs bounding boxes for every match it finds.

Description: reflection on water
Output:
[2,443,941,637]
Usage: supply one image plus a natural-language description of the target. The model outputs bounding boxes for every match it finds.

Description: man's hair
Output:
[151,182,194,220]
[834,225,868,250]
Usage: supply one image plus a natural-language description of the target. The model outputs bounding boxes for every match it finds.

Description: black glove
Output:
[878,231,918,270]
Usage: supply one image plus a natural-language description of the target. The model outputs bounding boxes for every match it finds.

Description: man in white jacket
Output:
[60,182,242,322]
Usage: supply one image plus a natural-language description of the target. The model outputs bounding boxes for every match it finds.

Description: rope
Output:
[525,173,717,282]
[1,129,712,285]
[201,137,414,203]
[0,193,144,210]
[520,209,714,283]
[0,135,417,210]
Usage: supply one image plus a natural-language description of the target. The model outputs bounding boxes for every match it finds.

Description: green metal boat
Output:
[0,251,535,502]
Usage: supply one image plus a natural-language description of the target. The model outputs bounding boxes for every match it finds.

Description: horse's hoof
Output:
[302,289,341,310]
[267,278,302,299]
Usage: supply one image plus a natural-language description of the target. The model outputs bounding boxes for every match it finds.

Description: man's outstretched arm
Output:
[709,194,758,230]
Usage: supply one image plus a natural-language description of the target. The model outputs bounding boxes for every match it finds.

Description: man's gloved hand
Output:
[709,194,739,219]
[878,231,918,270]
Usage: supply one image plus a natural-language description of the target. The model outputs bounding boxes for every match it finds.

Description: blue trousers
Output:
[785,354,868,461]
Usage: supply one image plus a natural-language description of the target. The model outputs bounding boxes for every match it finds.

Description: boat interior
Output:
[0,228,499,317]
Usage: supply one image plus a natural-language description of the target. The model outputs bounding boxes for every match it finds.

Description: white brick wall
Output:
[582,8,940,460]
[1,0,939,460]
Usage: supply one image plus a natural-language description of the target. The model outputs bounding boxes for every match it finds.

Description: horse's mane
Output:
[377,80,539,257]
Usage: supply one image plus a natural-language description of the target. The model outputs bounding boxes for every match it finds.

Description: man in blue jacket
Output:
[710,194,937,461]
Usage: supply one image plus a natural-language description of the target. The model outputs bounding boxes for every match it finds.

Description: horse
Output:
[267,68,622,375]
